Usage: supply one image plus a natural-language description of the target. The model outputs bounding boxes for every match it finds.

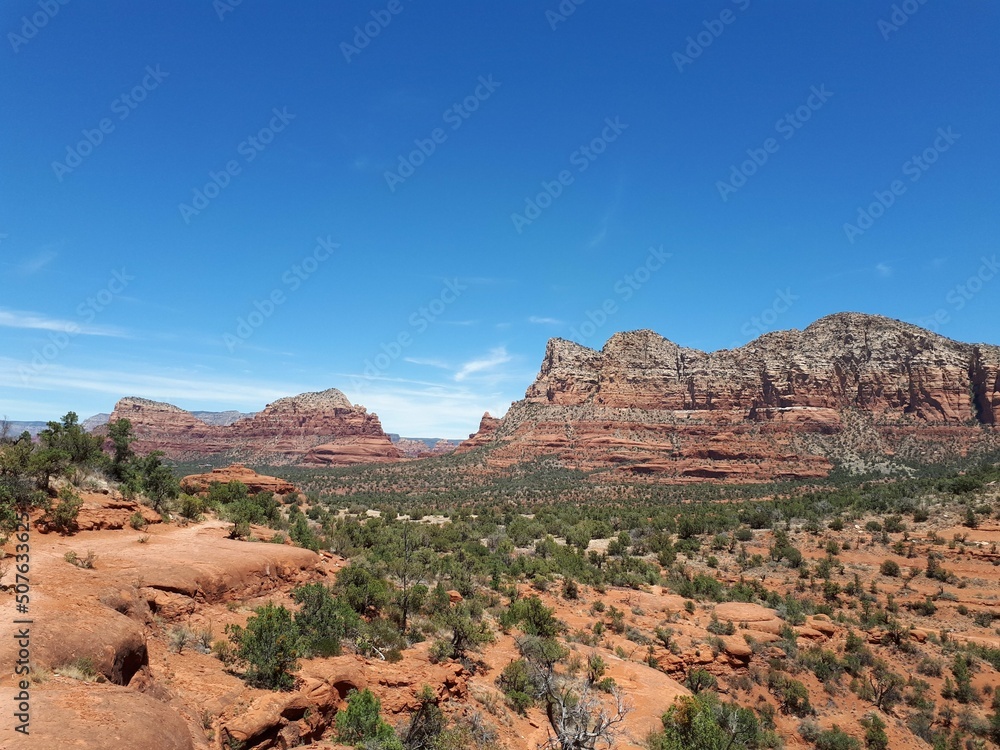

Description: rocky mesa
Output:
[107,388,402,466]
[463,313,1000,481]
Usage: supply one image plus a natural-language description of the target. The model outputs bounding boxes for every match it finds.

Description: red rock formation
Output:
[392,437,461,458]
[471,314,1000,481]
[180,464,297,495]
[303,436,407,466]
[454,412,502,454]
[106,389,402,466]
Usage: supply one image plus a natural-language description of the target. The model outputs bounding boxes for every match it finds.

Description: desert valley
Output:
[2,313,1000,750]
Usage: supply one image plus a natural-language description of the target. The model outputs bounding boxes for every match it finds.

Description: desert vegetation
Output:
[4,416,1000,749]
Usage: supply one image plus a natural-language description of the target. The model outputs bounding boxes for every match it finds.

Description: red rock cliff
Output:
[474,313,1000,481]
[107,389,402,466]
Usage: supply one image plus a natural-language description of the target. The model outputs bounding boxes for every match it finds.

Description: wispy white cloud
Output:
[528,316,562,325]
[340,377,513,437]
[586,224,609,250]
[454,347,511,382]
[0,308,129,337]
[585,177,625,249]
[19,248,58,275]
[404,357,450,369]
[875,262,893,278]
[1,358,303,407]
[1,356,522,439]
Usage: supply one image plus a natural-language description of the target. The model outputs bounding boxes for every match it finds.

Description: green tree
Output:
[951,655,975,704]
[136,451,179,512]
[649,693,765,750]
[389,523,432,635]
[291,582,360,657]
[0,432,46,531]
[335,562,392,616]
[768,673,811,717]
[48,485,83,532]
[497,658,536,714]
[438,601,493,660]
[867,661,905,712]
[225,602,300,690]
[501,595,561,637]
[223,489,281,539]
[860,713,888,750]
[39,412,103,466]
[106,418,136,479]
[402,685,444,750]
[335,688,402,750]
[684,669,717,695]
[290,512,321,552]
[28,446,69,490]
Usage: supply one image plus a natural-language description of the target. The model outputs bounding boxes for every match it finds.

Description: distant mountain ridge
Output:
[457,312,1000,481]
[1,420,47,438]
[102,389,402,466]
[11,408,461,459]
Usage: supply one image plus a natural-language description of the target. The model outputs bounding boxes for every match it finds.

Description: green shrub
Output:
[815,725,860,750]
[291,582,360,657]
[683,669,716,694]
[50,486,83,532]
[768,672,811,717]
[496,659,535,714]
[860,713,888,750]
[648,693,767,750]
[500,596,560,637]
[879,560,900,577]
[290,514,321,552]
[225,602,300,690]
[335,563,392,616]
[335,688,402,750]
[401,685,444,750]
[179,494,204,520]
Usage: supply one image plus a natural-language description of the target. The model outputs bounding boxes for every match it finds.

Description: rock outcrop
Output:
[392,436,462,458]
[180,464,297,495]
[1,682,195,750]
[469,313,1000,481]
[454,412,502,454]
[106,389,402,466]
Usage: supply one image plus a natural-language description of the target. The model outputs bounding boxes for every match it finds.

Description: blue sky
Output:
[1,1,997,437]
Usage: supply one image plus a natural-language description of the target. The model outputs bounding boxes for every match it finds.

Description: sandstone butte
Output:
[456,312,1000,481]
[104,388,402,466]
[180,464,297,496]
